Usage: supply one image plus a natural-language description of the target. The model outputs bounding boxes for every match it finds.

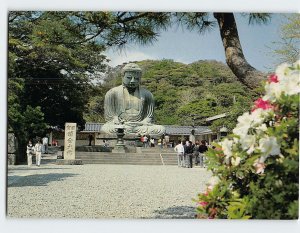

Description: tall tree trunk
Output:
[214,13,266,90]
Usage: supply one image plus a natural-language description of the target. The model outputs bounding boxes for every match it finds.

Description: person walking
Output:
[174,140,185,167]
[26,140,34,166]
[182,141,189,168]
[42,136,49,154]
[193,140,200,166]
[198,140,208,168]
[142,135,148,148]
[186,141,194,168]
[34,139,43,166]
[88,134,94,146]
[150,138,155,147]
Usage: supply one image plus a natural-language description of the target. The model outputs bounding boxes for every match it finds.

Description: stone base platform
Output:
[56,159,83,165]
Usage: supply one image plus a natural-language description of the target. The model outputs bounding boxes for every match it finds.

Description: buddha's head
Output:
[122,63,142,91]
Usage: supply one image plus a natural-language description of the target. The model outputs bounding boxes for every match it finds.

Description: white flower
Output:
[240,134,256,155]
[264,62,300,101]
[258,136,281,156]
[231,156,241,166]
[293,60,300,68]
[255,123,268,137]
[256,123,267,132]
[258,155,268,163]
[233,109,269,138]
[220,138,233,159]
[263,82,282,101]
[233,112,253,137]
[279,73,300,96]
[251,108,272,124]
[207,176,220,190]
[233,137,239,144]
[275,63,290,80]
[233,125,249,138]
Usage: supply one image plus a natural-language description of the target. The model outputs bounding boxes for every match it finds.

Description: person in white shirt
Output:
[42,136,49,154]
[26,140,34,166]
[174,140,185,167]
[164,134,170,148]
[150,138,155,147]
[35,139,43,166]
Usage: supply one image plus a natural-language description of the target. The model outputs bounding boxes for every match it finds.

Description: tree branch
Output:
[214,13,266,90]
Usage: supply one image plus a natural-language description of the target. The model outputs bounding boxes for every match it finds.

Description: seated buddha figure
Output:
[100,63,165,136]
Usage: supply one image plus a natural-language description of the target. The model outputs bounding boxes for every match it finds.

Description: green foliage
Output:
[23,106,48,139]
[141,60,255,128]
[273,14,300,65]
[84,85,110,123]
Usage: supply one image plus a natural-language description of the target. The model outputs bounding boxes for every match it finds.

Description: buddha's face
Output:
[123,71,141,90]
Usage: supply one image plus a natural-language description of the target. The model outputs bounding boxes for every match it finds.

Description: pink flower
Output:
[198,201,208,207]
[268,74,279,83]
[252,98,273,111]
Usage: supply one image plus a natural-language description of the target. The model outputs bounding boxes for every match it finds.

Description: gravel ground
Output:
[7,162,211,219]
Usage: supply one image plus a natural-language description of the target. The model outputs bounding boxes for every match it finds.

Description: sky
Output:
[105,13,288,72]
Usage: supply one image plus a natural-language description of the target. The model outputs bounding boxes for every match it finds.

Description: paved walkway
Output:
[7,156,211,219]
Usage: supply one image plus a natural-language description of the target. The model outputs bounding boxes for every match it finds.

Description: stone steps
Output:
[75,152,178,165]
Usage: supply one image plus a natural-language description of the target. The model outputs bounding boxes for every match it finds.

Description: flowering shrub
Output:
[196,61,299,219]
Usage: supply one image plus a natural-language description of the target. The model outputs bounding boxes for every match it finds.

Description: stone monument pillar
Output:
[56,122,82,165]
[64,123,76,160]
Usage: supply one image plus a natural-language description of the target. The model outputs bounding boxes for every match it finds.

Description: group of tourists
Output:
[174,140,208,168]
[140,134,172,148]
[26,136,49,166]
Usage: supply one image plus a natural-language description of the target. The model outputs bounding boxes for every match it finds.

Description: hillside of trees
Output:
[85,59,258,132]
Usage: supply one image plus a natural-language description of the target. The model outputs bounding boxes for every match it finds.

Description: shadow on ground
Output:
[152,205,196,219]
[8,167,71,171]
[8,173,77,187]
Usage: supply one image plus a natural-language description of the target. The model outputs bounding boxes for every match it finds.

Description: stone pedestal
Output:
[56,159,83,165]
[112,145,126,153]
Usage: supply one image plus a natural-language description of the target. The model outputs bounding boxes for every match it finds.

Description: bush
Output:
[196,61,299,219]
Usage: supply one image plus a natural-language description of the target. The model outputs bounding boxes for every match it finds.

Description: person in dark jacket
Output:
[193,141,200,166]
[185,141,194,168]
[198,140,208,167]
[88,134,94,146]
